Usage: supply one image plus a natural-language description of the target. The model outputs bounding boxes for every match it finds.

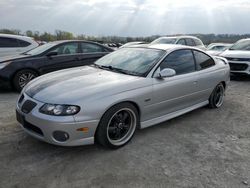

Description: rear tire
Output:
[95,102,139,149]
[208,83,225,108]
[13,69,38,92]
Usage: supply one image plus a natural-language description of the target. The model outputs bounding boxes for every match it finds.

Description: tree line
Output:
[1,28,250,45]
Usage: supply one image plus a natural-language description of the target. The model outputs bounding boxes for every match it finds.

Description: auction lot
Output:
[0,77,250,188]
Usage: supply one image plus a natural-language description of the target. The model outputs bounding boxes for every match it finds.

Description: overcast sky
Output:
[0,0,250,36]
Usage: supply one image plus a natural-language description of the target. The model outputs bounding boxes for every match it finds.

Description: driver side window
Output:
[159,49,195,75]
[49,43,79,55]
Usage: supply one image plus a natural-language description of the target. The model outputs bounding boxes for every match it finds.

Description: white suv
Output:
[220,39,250,75]
[151,36,206,50]
[0,34,39,57]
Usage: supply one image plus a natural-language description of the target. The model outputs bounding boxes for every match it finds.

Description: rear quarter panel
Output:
[196,56,230,102]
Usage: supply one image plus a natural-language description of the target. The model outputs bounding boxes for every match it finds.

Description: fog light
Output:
[53,131,69,142]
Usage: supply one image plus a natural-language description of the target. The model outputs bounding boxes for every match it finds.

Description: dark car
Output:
[0,40,113,91]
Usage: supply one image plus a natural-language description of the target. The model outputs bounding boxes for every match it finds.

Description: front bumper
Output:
[228,60,250,75]
[16,93,99,146]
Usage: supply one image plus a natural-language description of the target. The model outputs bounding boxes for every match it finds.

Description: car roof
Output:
[237,38,250,42]
[157,35,200,40]
[132,44,201,51]
[0,33,34,40]
[47,40,107,45]
[46,40,114,51]
[47,40,85,44]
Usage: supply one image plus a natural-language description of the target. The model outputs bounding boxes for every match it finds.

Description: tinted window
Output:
[0,37,19,47]
[186,38,196,46]
[81,43,106,53]
[50,43,79,55]
[17,39,31,47]
[151,37,177,44]
[194,38,203,46]
[160,50,195,75]
[193,50,215,70]
[177,39,186,45]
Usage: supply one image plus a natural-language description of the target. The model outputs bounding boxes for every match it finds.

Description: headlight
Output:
[40,104,80,116]
[0,61,11,69]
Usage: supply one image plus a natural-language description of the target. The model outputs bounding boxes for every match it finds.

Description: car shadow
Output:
[0,84,17,93]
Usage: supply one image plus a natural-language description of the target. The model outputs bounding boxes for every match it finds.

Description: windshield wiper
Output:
[91,64,113,70]
[22,52,31,55]
[93,64,140,76]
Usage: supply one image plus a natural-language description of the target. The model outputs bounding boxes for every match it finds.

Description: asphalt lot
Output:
[0,76,250,188]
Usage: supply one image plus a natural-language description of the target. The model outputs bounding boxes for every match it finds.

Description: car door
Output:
[192,50,217,102]
[40,42,81,74]
[149,49,199,120]
[76,42,111,66]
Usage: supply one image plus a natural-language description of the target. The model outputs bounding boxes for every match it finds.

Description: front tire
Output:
[208,83,225,108]
[13,69,38,92]
[95,102,139,149]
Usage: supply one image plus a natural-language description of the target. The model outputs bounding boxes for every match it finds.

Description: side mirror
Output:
[158,68,176,78]
[46,51,58,57]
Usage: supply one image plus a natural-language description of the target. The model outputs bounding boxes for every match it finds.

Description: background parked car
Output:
[0,40,113,91]
[119,41,148,48]
[206,43,232,56]
[220,38,250,75]
[151,36,206,50]
[0,34,39,57]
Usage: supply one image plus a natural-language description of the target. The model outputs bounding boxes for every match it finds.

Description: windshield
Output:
[151,38,177,44]
[94,48,165,76]
[230,40,250,51]
[207,45,228,51]
[24,42,57,55]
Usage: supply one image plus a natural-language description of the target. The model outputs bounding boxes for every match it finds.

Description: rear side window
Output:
[177,39,186,45]
[194,39,203,46]
[0,37,19,47]
[193,50,215,70]
[186,38,196,46]
[17,39,31,47]
[160,50,195,75]
[81,43,107,53]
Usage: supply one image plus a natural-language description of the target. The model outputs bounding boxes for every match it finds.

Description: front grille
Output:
[21,100,37,114]
[23,120,44,136]
[16,110,44,136]
[229,63,248,71]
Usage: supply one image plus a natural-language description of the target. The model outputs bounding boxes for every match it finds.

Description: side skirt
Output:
[140,101,209,129]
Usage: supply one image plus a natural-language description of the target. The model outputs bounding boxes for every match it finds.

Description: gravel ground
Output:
[0,77,250,188]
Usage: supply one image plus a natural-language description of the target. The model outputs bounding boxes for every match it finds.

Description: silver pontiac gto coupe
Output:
[16,44,230,149]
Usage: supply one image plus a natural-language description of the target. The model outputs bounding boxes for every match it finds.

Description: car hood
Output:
[25,66,148,104]
[206,50,223,56]
[0,54,30,63]
[220,50,250,58]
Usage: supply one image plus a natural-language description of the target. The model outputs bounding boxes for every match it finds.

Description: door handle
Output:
[193,81,198,84]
